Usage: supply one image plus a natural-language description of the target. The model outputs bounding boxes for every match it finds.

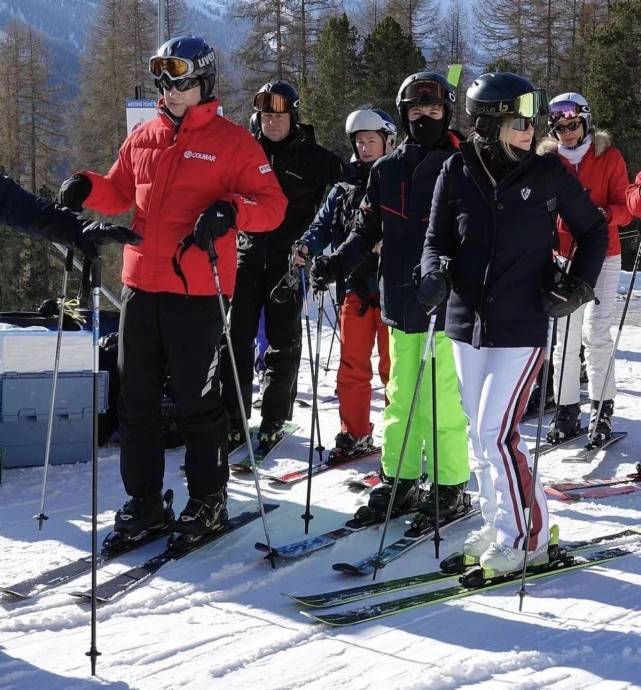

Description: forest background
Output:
[0,0,639,309]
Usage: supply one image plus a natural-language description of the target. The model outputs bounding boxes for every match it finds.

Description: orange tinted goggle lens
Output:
[149,57,191,78]
[402,81,446,103]
[253,92,289,113]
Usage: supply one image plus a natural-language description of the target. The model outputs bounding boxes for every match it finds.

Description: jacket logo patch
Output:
[521,186,531,201]
[258,163,272,174]
[184,150,216,162]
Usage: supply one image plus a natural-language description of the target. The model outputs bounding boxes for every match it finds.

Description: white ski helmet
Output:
[548,92,591,139]
[345,108,397,156]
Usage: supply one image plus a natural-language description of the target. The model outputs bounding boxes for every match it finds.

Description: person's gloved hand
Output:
[290,240,310,267]
[310,254,340,292]
[58,174,92,211]
[193,201,236,250]
[542,274,595,318]
[417,270,449,309]
[77,219,142,259]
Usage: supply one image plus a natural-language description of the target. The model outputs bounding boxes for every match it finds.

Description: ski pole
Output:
[300,269,323,456]
[372,312,437,581]
[431,333,441,559]
[518,318,555,611]
[323,285,340,374]
[207,246,277,569]
[302,288,325,533]
[584,231,641,455]
[35,248,75,530]
[87,256,102,674]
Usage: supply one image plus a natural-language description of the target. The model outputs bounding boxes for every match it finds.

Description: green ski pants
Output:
[381,329,470,484]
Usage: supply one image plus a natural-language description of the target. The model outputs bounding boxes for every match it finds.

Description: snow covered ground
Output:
[2,276,641,690]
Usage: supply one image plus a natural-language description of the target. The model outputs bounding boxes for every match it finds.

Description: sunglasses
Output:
[253,92,291,113]
[553,120,583,134]
[401,80,448,105]
[511,117,535,131]
[158,75,201,92]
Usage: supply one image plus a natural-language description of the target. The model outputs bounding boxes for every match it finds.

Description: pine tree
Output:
[304,13,361,157]
[361,16,425,128]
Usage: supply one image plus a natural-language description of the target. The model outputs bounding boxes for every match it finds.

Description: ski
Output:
[1,490,176,600]
[346,471,381,491]
[288,527,641,609]
[331,502,479,576]
[265,446,381,485]
[546,464,641,500]
[230,422,298,473]
[255,503,420,561]
[70,503,279,603]
[302,545,636,626]
[562,431,628,463]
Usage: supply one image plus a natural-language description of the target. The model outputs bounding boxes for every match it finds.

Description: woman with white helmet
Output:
[540,92,631,445]
[294,108,396,460]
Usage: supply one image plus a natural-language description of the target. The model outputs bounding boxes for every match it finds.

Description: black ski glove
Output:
[542,274,595,318]
[193,201,236,250]
[58,174,92,211]
[310,254,340,292]
[77,219,142,260]
[417,269,449,309]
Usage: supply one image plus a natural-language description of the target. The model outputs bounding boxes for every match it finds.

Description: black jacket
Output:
[238,124,344,266]
[421,141,609,348]
[335,136,459,333]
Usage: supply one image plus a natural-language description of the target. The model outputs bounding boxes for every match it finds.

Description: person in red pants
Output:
[293,108,396,458]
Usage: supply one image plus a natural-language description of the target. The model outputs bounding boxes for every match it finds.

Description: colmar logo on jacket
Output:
[184,150,217,162]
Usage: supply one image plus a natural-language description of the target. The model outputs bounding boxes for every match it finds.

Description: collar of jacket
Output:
[460,139,534,197]
[256,123,308,151]
[157,98,220,132]
[537,129,612,159]
[398,131,459,173]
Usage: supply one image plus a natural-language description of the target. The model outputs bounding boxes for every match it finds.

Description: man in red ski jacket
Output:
[59,36,287,540]
[627,172,641,217]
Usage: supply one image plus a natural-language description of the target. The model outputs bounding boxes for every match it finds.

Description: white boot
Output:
[463,524,497,560]
[479,541,549,575]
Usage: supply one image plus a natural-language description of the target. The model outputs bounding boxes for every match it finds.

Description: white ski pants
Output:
[452,342,549,550]
[553,254,621,405]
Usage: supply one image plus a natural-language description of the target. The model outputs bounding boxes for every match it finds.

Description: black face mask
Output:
[408,115,446,148]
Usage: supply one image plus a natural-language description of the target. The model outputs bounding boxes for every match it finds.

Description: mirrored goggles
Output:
[253,91,290,113]
[553,120,583,134]
[157,75,201,92]
[149,56,195,79]
[401,80,447,105]
[549,100,583,122]
[513,89,548,118]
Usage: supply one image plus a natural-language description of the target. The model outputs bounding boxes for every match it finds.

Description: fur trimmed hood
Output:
[536,130,612,157]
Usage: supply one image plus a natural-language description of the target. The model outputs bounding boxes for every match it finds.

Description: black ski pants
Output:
[118,287,228,500]
[221,252,302,426]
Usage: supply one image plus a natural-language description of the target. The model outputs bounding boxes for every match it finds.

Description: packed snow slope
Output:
[1,274,641,690]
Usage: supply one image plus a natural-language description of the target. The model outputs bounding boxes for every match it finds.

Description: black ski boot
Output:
[546,403,581,443]
[228,421,244,449]
[171,488,228,539]
[328,431,374,463]
[257,419,286,453]
[112,490,174,542]
[353,471,421,524]
[588,399,614,446]
[409,483,469,534]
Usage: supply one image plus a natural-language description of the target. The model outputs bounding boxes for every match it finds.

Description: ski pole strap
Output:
[172,234,195,295]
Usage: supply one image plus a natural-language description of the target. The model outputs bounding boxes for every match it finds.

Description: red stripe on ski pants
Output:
[336,293,390,437]
[452,342,549,550]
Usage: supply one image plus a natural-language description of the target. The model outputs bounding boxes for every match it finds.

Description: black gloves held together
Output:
[542,274,595,318]
[310,254,340,292]
[193,201,237,250]
[58,174,92,212]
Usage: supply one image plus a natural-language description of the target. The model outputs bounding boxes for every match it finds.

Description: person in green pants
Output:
[310,71,470,521]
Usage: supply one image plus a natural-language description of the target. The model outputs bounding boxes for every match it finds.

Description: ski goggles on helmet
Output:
[511,90,548,118]
[401,80,448,105]
[149,56,196,80]
[253,91,291,113]
[549,100,584,122]
[553,120,583,134]
[157,74,201,92]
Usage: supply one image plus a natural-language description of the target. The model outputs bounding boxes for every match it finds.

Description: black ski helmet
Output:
[396,72,456,131]
[149,35,217,102]
[253,80,300,130]
[466,72,548,140]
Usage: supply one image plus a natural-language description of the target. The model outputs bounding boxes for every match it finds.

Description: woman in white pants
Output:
[419,72,608,574]
[540,94,631,444]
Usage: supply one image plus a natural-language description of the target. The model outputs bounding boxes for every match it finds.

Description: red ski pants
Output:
[336,292,390,437]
